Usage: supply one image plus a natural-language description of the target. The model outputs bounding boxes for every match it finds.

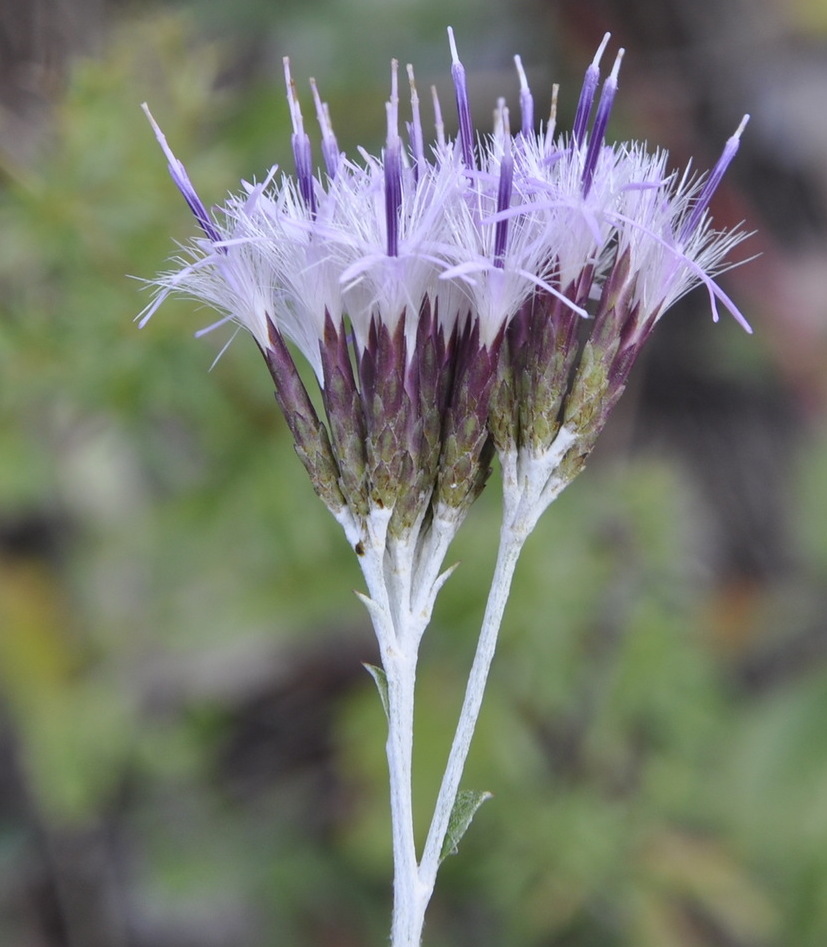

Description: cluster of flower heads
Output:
[141,29,750,542]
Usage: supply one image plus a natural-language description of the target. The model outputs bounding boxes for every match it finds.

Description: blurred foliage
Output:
[3,5,827,947]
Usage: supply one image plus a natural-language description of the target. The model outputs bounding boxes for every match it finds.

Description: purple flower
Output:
[141,29,750,538]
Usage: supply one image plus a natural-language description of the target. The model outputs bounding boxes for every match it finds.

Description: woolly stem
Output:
[418,428,578,899]
[418,518,525,891]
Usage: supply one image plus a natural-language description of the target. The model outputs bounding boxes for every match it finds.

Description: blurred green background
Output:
[3,0,827,945]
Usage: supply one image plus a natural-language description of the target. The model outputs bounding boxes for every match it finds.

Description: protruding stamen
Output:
[406,64,426,177]
[309,78,340,179]
[385,60,402,257]
[141,103,225,248]
[431,85,446,151]
[283,57,316,214]
[387,57,400,141]
[680,114,750,243]
[572,31,611,143]
[582,47,624,196]
[514,54,534,137]
[493,109,513,268]
[544,83,559,154]
[493,96,507,139]
[282,58,304,135]
[447,26,476,169]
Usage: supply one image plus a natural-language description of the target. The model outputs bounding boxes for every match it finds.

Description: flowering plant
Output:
[140,28,749,947]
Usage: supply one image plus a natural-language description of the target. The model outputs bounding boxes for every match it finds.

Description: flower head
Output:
[141,29,750,545]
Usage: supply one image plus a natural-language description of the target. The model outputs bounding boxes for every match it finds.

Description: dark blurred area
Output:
[3,0,827,945]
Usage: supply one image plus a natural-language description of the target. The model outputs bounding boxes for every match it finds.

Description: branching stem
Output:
[356,432,578,947]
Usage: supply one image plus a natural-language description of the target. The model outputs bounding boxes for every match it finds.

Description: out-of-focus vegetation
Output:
[3,2,827,946]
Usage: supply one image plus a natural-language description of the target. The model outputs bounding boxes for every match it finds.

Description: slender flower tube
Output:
[581,47,624,197]
[141,28,750,947]
[572,32,611,143]
[448,26,476,171]
[309,76,341,181]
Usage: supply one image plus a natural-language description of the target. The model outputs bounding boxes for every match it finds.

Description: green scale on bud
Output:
[261,320,347,515]
[359,316,415,517]
[435,318,502,512]
[562,247,649,454]
[489,267,593,459]
[319,313,371,518]
[263,298,506,544]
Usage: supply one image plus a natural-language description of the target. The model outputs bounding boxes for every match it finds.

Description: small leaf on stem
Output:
[363,662,390,721]
[439,789,493,864]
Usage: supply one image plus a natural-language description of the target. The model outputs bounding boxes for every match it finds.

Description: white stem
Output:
[411,504,463,623]
[418,519,525,890]
[383,535,430,947]
[417,429,579,899]
[355,514,459,947]
[385,644,429,947]
[352,427,579,945]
